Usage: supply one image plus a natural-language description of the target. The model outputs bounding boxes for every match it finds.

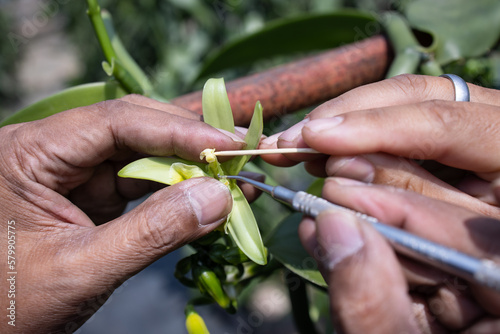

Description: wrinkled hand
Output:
[260,74,500,217]
[300,177,500,333]
[0,95,248,333]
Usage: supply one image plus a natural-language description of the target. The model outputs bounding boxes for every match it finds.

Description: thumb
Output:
[82,177,232,283]
[314,211,419,334]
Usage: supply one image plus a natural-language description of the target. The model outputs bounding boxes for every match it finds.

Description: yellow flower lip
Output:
[200,148,217,163]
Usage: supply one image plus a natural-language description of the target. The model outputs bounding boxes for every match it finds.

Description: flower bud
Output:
[185,306,210,334]
[193,265,230,309]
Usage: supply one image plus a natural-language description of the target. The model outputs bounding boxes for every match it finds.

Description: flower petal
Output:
[118,157,208,185]
[227,185,267,265]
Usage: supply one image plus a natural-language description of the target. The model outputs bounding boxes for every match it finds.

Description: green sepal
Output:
[201,78,235,133]
[118,157,208,185]
[223,101,263,175]
[227,185,267,265]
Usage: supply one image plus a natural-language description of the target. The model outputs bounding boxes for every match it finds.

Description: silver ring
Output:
[440,74,470,102]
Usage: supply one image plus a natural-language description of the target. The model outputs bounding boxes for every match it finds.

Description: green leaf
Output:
[167,0,218,32]
[306,178,325,197]
[406,0,500,65]
[1,82,127,127]
[267,213,326,287]
[223,101,263,175]
[201,78,235,133]
[196,10,377,79]
[118,157,208,185]
[227,186,267,266]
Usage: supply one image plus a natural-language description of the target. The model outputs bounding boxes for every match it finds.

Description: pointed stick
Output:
[213,148,319,156]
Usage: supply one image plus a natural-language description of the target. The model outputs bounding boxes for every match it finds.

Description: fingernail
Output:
[327,177,368,186]
[315,211,364,270]
[188,180,232,225]
[260,132,281,147]
[216,128,247,145]
[278,119,309,143]
[305,116,344,133]
[327,156,375,183]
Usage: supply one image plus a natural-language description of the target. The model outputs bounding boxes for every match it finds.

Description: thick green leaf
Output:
[267,213,326,287]
[406,0,500,65]
[196,10,377,79]
[202,78,235,133]
[223,101,263,175]
[227,186,267,265]
[0,82,127,127]
[118,157,208,185]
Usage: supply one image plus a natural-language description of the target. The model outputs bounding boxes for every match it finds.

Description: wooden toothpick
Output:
[213,148,319,156]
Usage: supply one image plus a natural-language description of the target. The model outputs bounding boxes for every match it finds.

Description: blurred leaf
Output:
[167,0,218,32]
[0,82,127,127]
[196,10,378,79]
[223,101,263,175]
[406,0,500,65]
[267,213,326,287]
[202,78,235,132]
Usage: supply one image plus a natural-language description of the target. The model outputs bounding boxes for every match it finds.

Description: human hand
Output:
[299,177,500,333]
[0,95,248,333]
[260,74,500,217]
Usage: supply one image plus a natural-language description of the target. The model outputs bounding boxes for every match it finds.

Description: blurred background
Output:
[0,0,405,120]
[3,0,499,333]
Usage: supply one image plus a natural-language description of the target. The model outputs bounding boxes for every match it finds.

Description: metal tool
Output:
[224,174,500,292]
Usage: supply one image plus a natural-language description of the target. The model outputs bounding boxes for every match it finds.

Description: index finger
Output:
[301,100,500,176]
[1,100,246,188]
[310,74,500,119]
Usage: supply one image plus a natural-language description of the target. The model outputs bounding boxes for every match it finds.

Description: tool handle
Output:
[292,191,378,223]
[475,260,500,291]
[292,191,500,292]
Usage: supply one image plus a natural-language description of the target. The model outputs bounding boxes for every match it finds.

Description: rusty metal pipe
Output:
[171,35,391,126]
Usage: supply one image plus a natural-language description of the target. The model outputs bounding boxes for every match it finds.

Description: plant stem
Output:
[381,11,422,77]
[86,0,146,94]
[286,270,320,334]
[420,58,444,76]
[86,0,116,64]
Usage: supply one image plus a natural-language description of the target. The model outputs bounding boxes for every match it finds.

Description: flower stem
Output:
[86,0,116,63]
[381,11,423,77]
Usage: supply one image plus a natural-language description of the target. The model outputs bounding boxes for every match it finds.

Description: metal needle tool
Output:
[224,174,500,292]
